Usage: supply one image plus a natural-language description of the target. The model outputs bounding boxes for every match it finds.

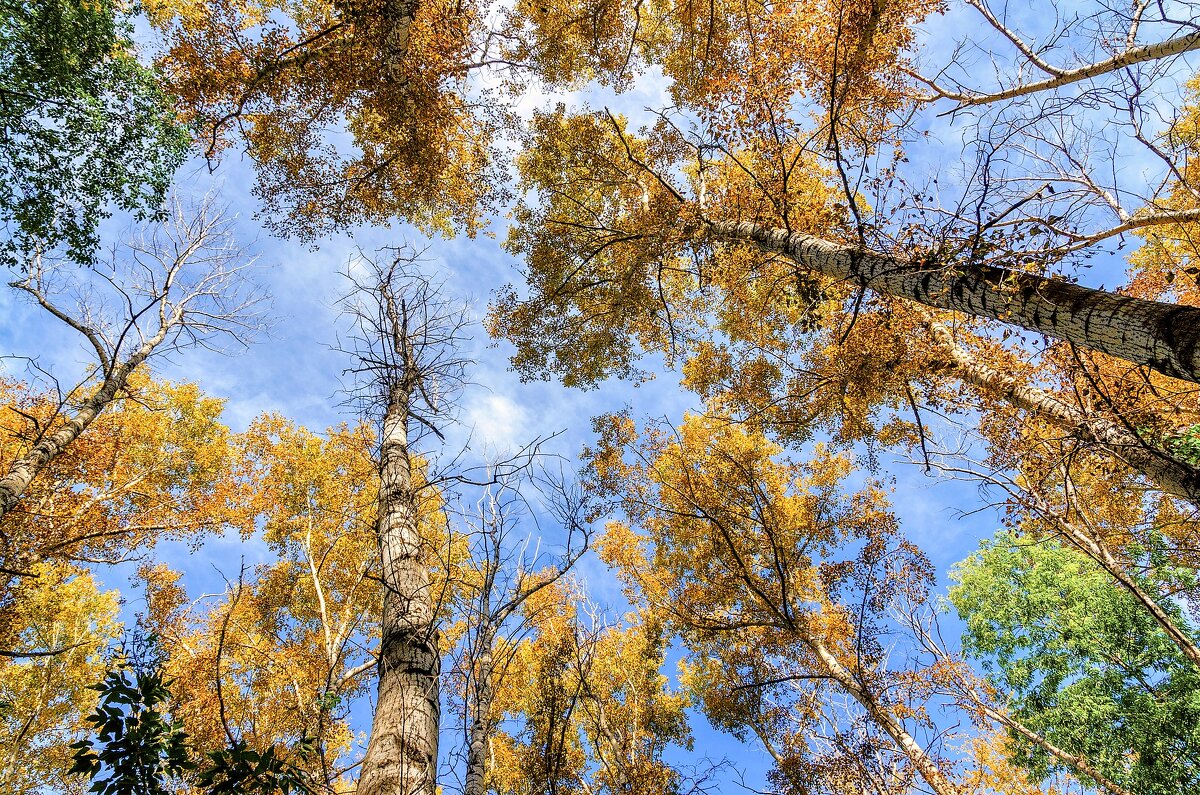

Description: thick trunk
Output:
[709,220,1200,385]
[359,386,439,795]
[924,320,1200,504]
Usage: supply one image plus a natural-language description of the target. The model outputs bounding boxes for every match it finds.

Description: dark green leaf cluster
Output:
[195,740,315,795]
[0,0,189,269]
[70,637,314,795]
[69,649,193,795]
[949,531,1200,795]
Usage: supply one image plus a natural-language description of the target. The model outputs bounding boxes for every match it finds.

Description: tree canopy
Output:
[4,1,1200,794]
[0,0,189,268]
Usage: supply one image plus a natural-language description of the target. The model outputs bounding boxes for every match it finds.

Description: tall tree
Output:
[488,105,1200,516]
[341,254,472,795]
[590,410,964,795]
[493,0,1200,383]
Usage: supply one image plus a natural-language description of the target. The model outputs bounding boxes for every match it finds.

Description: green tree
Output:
[0,0,189,268]
[949,531,1200,795]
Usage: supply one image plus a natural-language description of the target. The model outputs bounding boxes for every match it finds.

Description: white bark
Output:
[923,319,1200,504]
[805,634,962,795]
[709,220,1200,384]
[0,199,261,529]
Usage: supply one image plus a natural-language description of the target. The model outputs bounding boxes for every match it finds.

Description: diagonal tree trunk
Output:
[803,632,962,795]
[921,318,1200,504]
[1,201,260,527]
[0,363,133,525]
[708,220,1200,385]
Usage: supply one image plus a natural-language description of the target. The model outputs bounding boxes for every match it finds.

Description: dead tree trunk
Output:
[358,383,440,795]
[344,253,481,795]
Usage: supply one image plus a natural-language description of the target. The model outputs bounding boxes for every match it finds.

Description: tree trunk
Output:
[709,220,1200,385]
[463,641,495,795]
[358,385,440,795]
[975,703,1134,795]
[923,320,1200,504]
[806,634,961,795]
[0,357,143,525]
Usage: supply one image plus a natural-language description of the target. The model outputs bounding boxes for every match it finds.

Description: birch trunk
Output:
[0,354,148,525]
[358,384,440,795]
[974,703,1133,795]
[709,220,1200,385]
[806,634,961,795]
[923,320,1200,504]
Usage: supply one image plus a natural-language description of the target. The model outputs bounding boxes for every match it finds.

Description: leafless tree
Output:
[442,472,589,795]
[340,249,470,795]
[0,195,265,538]
[342,245,594,795]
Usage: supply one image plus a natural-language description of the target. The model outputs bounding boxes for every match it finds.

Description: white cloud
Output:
[464,392,528,453]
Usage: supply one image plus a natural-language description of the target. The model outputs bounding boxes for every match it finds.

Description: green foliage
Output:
[195,740,314,795]
[69,638,193,795]
[70,635,314,795]
[949,531,1200,795]
[1168,425,1200,466]
[0,0,189,268]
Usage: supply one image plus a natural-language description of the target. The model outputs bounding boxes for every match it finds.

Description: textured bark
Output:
[924,320,1200,504]
[462,641,495,795]
[358,384,440,795]
[709,220,1200,384]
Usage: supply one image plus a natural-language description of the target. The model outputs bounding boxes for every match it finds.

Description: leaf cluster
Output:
[950,531,1200,795]
[70,640,316,795]
[0,0,188,268]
